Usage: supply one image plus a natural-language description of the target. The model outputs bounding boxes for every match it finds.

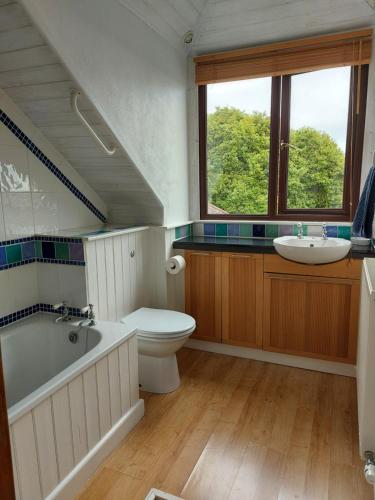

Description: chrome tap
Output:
[321,222,328,240]
[79,304,96,326]
[53,301,71,322]
[297,222,303,239]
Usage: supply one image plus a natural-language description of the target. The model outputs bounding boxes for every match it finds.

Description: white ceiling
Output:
[119,0,375,55]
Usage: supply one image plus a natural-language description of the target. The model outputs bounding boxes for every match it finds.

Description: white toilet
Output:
[121,308,196,393]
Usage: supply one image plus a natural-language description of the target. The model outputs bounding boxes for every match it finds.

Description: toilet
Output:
[121,308,196,393]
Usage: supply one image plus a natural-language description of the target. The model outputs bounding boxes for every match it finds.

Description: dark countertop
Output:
[173,236,375,260]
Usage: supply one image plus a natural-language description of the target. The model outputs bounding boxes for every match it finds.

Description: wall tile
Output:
[278,224,293,236]
[55,242,69,260]
[41,241,55,259]
[0,145,30,192]
[327,226,338,237]
[228,223,239,237]
[31,192,59,234]
[253,224,265,237]
[69,242,84,261]
[0,270,12,317]
[239,224,252,237]
[8,264,38,310]
[0,246,6,266]
[21,241,35,260]
[265,224,278,238]
[6,244,21,264]
[204,223,215,236]
[28,152,64,193]
[2,192,34,238]
[338,226,351,239]
[215,223,227,237]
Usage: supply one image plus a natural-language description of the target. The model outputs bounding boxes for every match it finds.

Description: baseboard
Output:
[47,399,145,500]
[186,339,356,378]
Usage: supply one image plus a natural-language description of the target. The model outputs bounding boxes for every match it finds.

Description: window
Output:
[196,30,371,221]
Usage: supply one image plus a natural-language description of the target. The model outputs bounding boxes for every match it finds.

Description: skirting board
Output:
[47,399,145,500]
[186,339,356,378]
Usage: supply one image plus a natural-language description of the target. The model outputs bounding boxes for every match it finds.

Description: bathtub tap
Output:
[79,304,96,326]
[53,301,71,322]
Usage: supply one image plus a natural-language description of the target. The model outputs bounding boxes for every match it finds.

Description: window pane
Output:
[287,67,351,209]
[206,78,272,215]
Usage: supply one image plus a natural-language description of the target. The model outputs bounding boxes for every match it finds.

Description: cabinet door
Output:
[185,251,222,342]
[263,273,360,363]
[222,253,263,348]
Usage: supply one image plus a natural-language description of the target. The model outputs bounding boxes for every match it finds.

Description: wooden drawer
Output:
[264,254,361,280]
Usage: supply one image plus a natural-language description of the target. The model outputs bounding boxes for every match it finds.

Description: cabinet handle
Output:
[130,250,135,258]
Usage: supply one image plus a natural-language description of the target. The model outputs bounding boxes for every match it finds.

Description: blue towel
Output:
[352,165,375,238]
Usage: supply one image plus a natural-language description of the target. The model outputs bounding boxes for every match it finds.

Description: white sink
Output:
[273,236,351,264]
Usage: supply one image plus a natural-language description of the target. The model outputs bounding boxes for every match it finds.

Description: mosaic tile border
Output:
[0,303,88,328]
[174,224,192,240]
[0,236,85,270]
[193,222,352,240]
[0,109,107,223]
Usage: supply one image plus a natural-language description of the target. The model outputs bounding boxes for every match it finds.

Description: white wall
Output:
[361,36,375,188]
[20,0,190,227]
[0,89,107,239]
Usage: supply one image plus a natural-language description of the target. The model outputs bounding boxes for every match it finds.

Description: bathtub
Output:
[1,313,143,500]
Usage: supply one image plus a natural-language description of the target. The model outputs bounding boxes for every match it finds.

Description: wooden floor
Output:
[77,348,372,500]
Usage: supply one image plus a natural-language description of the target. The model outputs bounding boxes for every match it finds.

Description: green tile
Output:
[338,226,351,240]
[175,227,181,239]
[215,223,227,237]
[265,224,278,238]
[186,225,192,236]
[293,224,308,236]
[35,240,42,258]
[6,244,22,264]
[239,224,252,237]
[55,242,69,260]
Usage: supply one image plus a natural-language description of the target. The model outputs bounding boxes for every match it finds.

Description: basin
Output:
[273,236,351,264]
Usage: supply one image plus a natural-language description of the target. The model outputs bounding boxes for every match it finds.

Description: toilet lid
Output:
[121,308,196,336]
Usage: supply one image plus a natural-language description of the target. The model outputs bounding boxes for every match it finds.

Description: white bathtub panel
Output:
[84,242,99,313]
[10,431,20,500]
[52,385,74,479]
[136,230,147,308]
[33,398,59,497]
[82,365,100,450]
[68,375,88,464]
[96,355,111,436]
[104,237,116,320]
[95,239,108,320]
[113,237,124,321]
[108,349,122,425]
[118,341,131,415]
[128,335,139,406]
[12,412,42,500]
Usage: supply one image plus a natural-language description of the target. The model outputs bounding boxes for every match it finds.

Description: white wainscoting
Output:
[10,335,140,500]
[84,228,149,321]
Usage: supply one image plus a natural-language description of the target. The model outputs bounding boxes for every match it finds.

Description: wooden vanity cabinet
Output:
[185,251,222,342]
[263,273,360,363]
[185,250,361,363]
[221,253,263,348]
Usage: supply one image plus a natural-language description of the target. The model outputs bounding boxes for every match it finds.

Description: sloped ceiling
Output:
[0,1,163,225]
[119,0,375,55]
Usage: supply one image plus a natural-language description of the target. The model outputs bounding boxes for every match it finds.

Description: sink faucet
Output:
[321,222,328,240]
[53,301,71,322]
[297,222,303,239]
[79,304,96,326]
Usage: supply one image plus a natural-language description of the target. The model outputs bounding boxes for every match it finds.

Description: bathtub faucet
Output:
[79,304,96,326]
[53,301,71,322]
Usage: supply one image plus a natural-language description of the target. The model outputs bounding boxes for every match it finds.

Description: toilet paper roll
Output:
[166,255,186,275]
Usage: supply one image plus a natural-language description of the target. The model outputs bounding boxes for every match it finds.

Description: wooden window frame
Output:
[199,65,368,222]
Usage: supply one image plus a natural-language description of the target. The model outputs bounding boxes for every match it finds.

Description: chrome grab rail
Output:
[70,89,117,156]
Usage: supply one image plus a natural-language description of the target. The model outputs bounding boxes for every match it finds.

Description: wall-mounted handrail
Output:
[70,89,117,156]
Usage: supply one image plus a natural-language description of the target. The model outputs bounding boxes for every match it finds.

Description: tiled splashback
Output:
[0,236,84,270]
[174,224,192,240]
[193,222,352,240]
[0,303,87,328]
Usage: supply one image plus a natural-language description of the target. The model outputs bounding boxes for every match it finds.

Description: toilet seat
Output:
[121,307,195,338]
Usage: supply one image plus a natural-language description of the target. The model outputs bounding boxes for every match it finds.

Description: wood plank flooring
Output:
[77,348,372,500]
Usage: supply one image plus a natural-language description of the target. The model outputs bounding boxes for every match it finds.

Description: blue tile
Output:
[327,226,338,237]
[42,241,55,259]
[228,224,240,237]
[0,246,6,266]
[253,224,265,237]
[22,241,35,260]
[204,223,215,236]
